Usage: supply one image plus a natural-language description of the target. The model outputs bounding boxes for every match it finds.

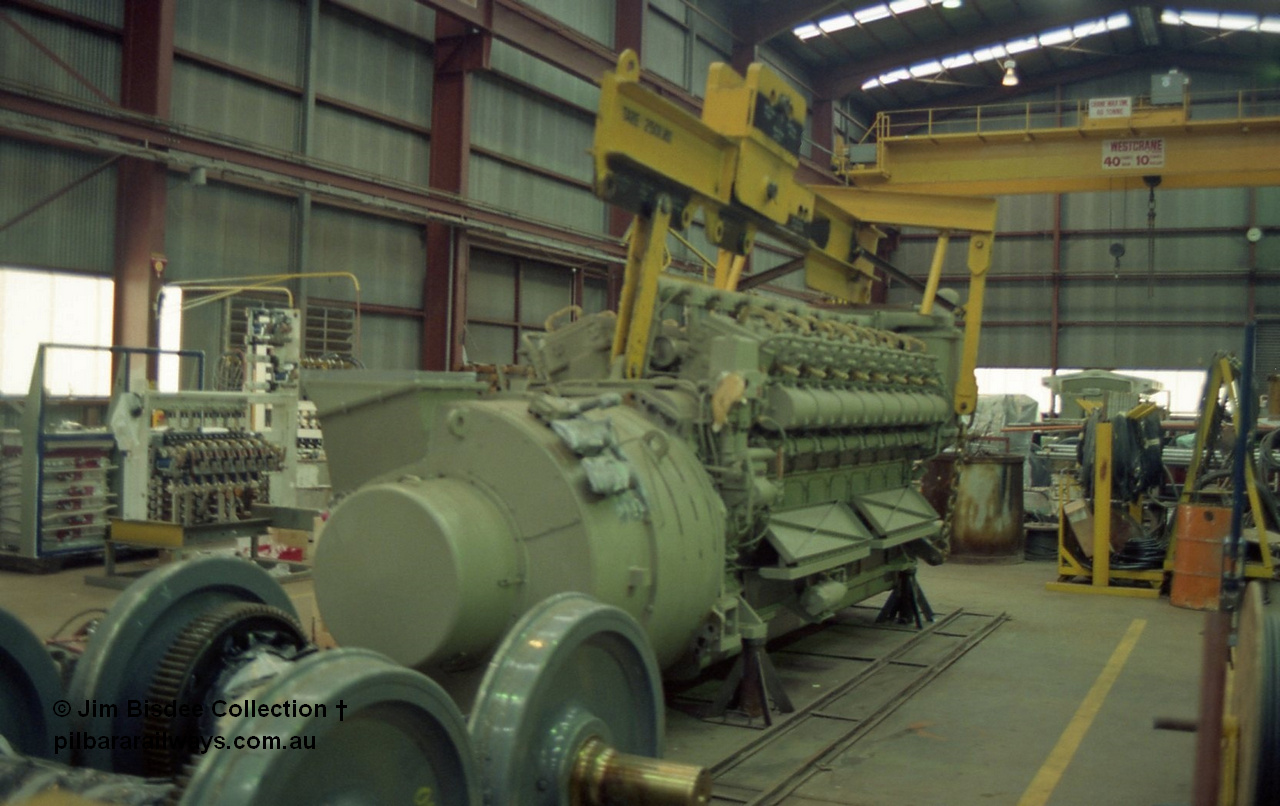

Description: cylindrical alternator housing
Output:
[315,398,725,676]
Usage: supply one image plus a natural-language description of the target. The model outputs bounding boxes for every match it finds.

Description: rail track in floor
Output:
[665,605,1009,805]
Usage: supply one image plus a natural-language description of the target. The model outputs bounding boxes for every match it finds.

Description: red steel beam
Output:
[1,10,116,105]
[113,0,174,359]
[424,15,489,371]
[0,89,627,257]
[810,98,834,165]
[615,0,644,55]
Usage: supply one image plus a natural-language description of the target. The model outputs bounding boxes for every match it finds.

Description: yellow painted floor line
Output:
[1017,618,1148,806]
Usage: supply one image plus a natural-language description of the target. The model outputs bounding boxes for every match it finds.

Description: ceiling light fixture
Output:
[942,0,962,8]
[1001,59,1019,86]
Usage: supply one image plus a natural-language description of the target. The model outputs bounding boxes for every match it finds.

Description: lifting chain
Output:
[938,417,973,561]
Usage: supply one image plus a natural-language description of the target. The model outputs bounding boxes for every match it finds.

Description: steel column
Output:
[615,0,644,54]
[1050,193,1063,413]
[112,0,174,358]
[296,0,321,315]
[424,15,488,370]
[810,98,834,165]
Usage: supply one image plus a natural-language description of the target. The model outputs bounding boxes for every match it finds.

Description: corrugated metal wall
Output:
[489,41,599,111]
[329,0,434,38]
[463,247,602,365]
[0,140,117,274]
[175,0,303,84]
[645,0,736,98]
[360,313,421,370]
[881,66,1270,372]
[4,4,1276,379]
[0,6,120,103]
[523,0,613,46]
[307,205,425,307]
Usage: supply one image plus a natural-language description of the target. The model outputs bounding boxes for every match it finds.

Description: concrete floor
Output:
[0,556,1213,805]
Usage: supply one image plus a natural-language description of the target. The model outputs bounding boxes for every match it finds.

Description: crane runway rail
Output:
[666,606,1009,805]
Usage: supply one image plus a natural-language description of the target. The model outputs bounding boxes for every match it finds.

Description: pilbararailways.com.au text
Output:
[51,698,345,756]
[56,731,316,756]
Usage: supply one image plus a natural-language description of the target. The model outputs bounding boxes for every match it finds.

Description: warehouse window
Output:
[976,367,1209,418]
[0,267,114,396]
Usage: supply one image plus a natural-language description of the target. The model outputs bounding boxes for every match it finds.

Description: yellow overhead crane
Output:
[834,94,1280,195]
[592,50,997,415]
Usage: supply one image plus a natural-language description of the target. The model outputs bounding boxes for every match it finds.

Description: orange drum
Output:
[1169,504,1233,611]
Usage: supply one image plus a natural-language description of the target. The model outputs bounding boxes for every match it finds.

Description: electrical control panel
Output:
[112,391,298,527]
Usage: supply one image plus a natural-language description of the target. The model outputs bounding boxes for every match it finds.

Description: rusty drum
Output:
[923,454,1025,564]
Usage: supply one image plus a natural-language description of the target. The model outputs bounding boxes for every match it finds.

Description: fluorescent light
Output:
[1162,11,1181,25]
[910,60,944,77]
[941,53,975,69]
[862,78,882,90]
[942,0,963,8]
[890,0,927,13]
[794,23,822,39]
[1263,17,1280,34]
[1106,13,1131,30]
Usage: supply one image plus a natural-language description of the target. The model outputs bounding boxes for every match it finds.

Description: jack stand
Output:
[706,636,795,726]
[877,568,935,628]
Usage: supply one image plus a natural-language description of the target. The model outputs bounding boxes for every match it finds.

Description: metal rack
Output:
[0,344,203,568]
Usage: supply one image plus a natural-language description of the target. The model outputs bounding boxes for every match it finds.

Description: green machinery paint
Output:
[308,277,961,688]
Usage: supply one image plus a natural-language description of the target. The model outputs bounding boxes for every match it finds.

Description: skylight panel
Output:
[972,44,1007,62]
[1162,8,1279,33]
[1038,27,1074,46]
[794,0,949,41]
[855,4,892,24]
[910,60,944,77]
[794,23,821,40]
[1006,36,1038,54]
[1072,20,1106,38]
[1180,11,1220,28]
[1218,13,1259,30]
[890,0,928,13]
[819,13,856,33]
[850,12,1131,93]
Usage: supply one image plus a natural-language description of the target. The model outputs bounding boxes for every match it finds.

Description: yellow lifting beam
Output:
[593,50,997,415]
[838,101,1280,196]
